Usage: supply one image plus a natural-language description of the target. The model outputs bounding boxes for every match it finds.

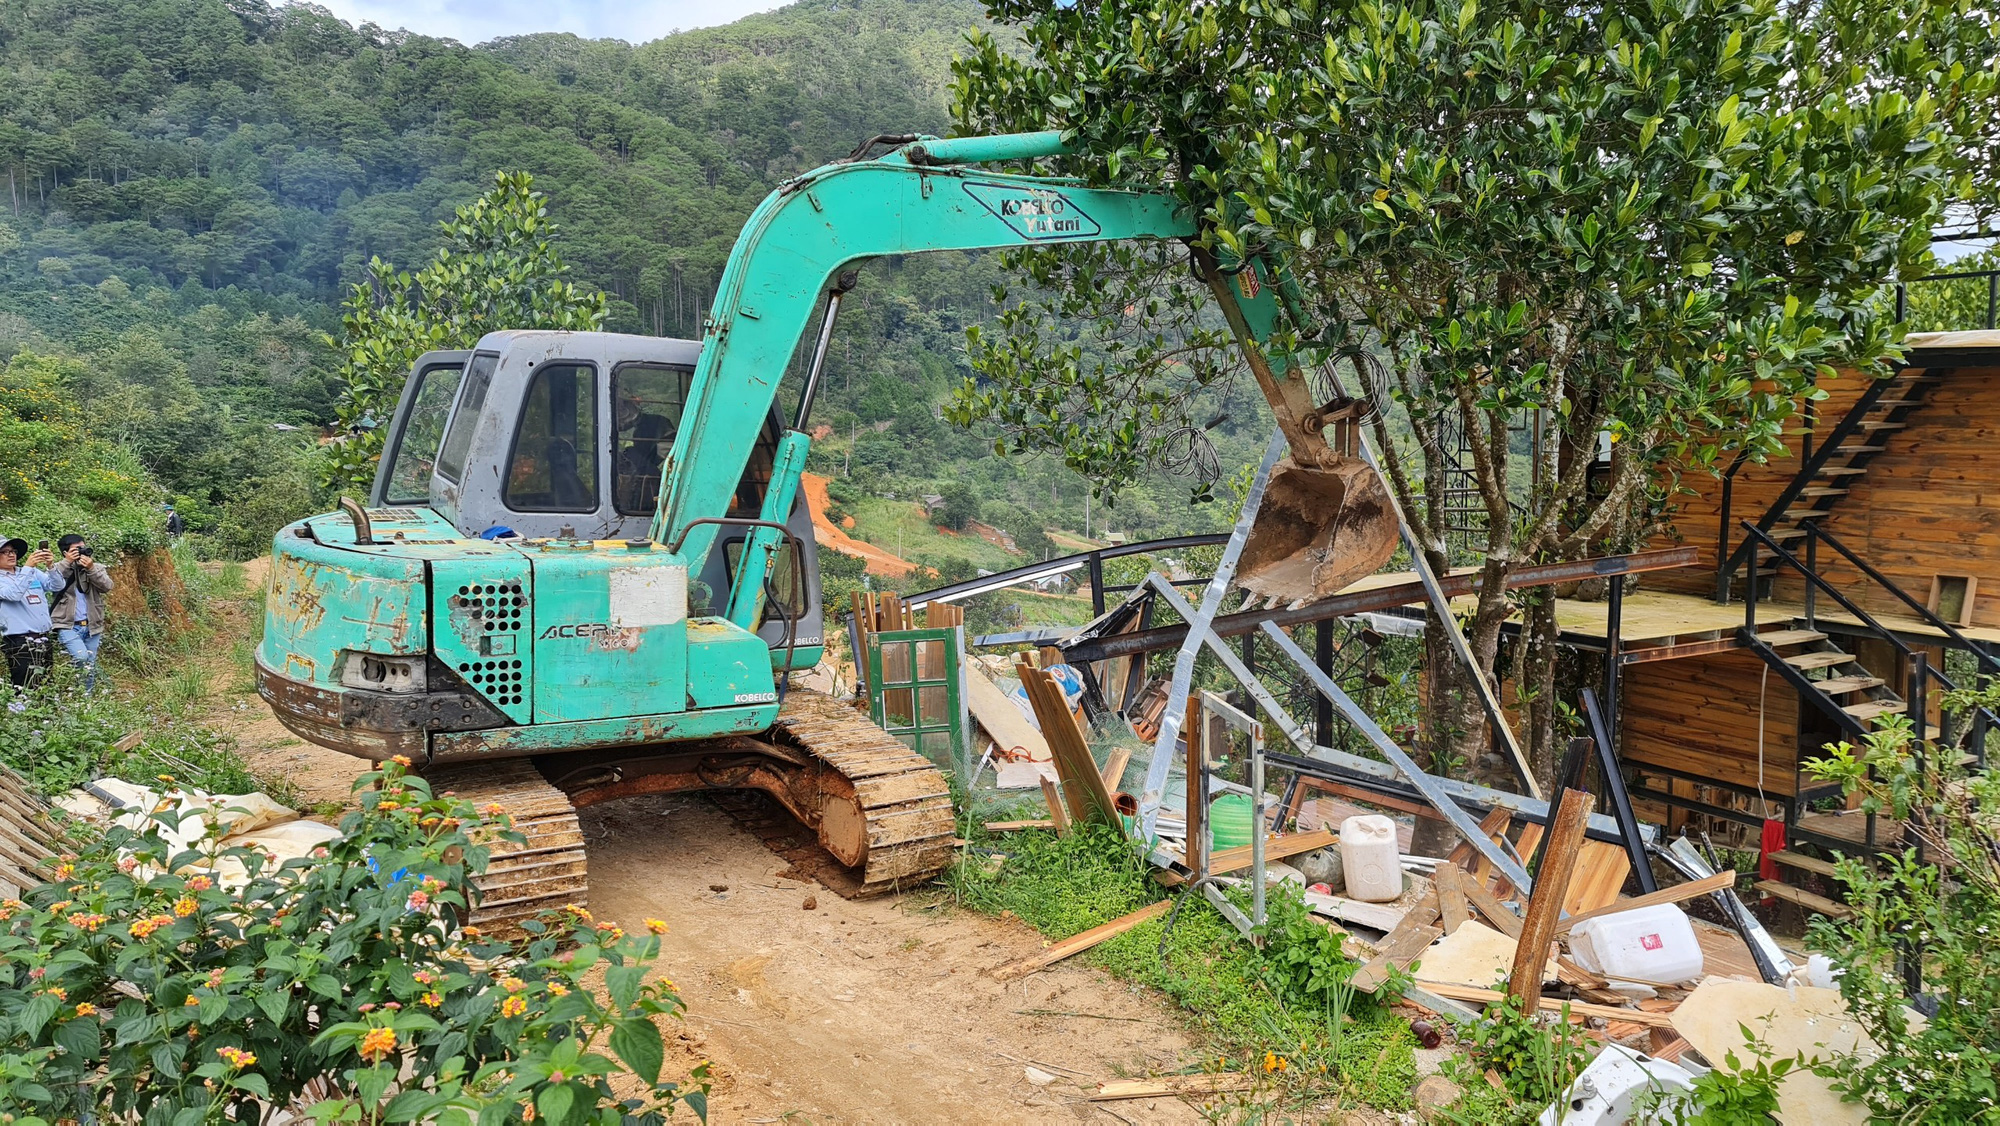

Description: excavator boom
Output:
[652,131,1388,622]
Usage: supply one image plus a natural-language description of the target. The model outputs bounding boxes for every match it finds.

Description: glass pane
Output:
[612,363,694,515]
[919,685,949,724]
[384,363,464,505]
[435,353,497,484]
[915,639,946,680]
[883,687,916,728]
[882,640,913,686]
[722,539,804,619]
[505,363,599,512]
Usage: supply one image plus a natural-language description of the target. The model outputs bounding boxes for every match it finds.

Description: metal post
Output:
[1580,688,1658,894]
[1745,536,1759,630]
[1315,621,1335,747]
[1604,575,1624,720]
[1803,524,1818,629]
[1088,551,1106,618]
[1254,620,1536,894]
[1895,282,1908,324]
[1988,272,1998,331]
[1250,719,1267,933]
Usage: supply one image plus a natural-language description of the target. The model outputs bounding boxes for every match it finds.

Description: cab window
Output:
[382,362,464,505]
[435,353,497,484]
[505,362,599,512]
[723,538,805,620]
[612,363,693,515]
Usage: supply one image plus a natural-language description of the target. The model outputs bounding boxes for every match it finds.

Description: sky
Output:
[306,0,783,46]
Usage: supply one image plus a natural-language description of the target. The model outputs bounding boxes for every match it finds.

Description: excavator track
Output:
[765,690,959,895]
[424,691,953,939]
[425,759,588,938]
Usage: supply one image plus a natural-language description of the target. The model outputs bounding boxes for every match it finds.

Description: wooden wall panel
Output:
[1781,364,2000,627]
[1620,650,1801,795]
[1648,371,1874,597]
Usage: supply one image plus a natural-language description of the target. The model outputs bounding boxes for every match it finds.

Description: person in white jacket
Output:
[0,537,55,695]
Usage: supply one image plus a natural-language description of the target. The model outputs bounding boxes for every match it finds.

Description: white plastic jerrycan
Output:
[1339,814,1403,902]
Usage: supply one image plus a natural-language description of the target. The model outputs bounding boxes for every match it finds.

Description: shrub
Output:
[1803,697,2000,1122]
[0,759,706,1124]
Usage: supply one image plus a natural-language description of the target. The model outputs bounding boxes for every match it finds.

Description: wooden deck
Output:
[1795,809,1904,849]
[1464,587,2000,653]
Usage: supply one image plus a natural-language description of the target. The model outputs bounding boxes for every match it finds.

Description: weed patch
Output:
[948,825,1420,1112]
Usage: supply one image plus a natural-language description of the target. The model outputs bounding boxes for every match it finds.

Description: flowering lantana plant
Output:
[0,759,707,1124]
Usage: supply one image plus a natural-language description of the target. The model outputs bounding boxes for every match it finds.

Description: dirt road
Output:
[800,472,917,578]
[587,794,1207,1124]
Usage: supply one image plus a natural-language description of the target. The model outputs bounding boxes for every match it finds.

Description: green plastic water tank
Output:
[1209,792,1254,851]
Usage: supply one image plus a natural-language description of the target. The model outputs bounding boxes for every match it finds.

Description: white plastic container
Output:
[1569,903,1705,985]
[1339,815,1403,902]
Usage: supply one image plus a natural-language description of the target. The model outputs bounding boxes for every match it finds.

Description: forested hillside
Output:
[0,0,1262,566]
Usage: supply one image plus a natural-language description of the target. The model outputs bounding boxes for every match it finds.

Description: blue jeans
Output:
[57,626,101,692]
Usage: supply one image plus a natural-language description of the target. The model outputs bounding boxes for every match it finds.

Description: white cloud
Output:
[301,0,785,46]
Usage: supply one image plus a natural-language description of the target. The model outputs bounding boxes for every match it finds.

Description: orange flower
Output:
[174,896,197,917]
[74,1002,96,1016]
[67,912,107,931]
[216,1046,257,1068]
[45,986,66,1001]
[500,976,525,992]
[54,861,74,880]
[561,904,592,922]
[420,991,442,1008]
[500,994,527,1018]
[645,918,669,935]
[546,982,569,997]
[358,1026,397,1063]
[392,754,413,767]
[185,876,213,892]
[1263,1051,1279,1073]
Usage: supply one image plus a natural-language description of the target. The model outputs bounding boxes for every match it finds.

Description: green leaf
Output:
[610,1017,665,1085]
[538,1083,576,1126]
[606,965,645,1010]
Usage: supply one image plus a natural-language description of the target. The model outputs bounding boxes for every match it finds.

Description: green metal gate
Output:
[864,625,970,780]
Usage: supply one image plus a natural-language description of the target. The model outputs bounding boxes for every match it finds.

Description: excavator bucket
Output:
[1236,457,1401,603]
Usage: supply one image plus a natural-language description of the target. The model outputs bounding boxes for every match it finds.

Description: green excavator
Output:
[257,131,1397,929]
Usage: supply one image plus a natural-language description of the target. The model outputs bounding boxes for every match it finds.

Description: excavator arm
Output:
[647,132,1366,627]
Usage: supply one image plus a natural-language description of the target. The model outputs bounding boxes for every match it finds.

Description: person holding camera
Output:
[48,535,113,692]
[0,537,55,695]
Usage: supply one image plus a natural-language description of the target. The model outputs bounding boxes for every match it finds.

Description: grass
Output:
[943,824,1422,1114]
[846,495,1023,573]
[0,547,300,807]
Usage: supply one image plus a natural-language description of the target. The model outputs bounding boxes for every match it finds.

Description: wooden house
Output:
[1564,331,2000,916]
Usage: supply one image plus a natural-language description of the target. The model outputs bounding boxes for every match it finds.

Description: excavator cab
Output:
[365,334,823,654]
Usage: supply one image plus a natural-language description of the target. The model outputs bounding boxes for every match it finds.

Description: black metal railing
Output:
[1740,519,1993,851]
[1895,266,2000,331]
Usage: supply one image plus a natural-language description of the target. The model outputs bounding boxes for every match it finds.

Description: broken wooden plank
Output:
[1459,872,1525,940]
[1193,829,1337,880]
[984,819,1057,833]
[1302,891,1407,933]
[966,664,1050,762]
[1511,788,1593,1010]
[1099,746,1131,791]
[1039,777,1070,837]
[1090,1074,1256,1101]
[1555,871,1737,935]
[1418,983,1676,1028]
[1020,664,1120,829]
[1352,923,1443,994]
[990,900,1173,982]
[1435,864,1471,935]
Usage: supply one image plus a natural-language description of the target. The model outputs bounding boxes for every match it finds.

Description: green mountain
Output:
[0,0,1256,572]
